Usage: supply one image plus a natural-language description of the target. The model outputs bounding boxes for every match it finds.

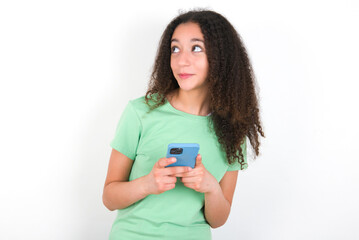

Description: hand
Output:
[173,154,218,194]
[145,157,192,195]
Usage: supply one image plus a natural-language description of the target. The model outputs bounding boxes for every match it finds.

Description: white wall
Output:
[1,0,358,239]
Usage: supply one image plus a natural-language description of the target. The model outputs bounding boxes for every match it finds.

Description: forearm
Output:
[204,183,231,228]
[103,175,149,211]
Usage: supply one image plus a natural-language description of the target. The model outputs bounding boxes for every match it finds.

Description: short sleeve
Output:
[227,137,248,171]
[110,101,142,160]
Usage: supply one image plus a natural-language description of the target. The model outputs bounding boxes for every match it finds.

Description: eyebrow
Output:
[171,38,204,43]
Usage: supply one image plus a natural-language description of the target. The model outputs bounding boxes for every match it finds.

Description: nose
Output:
[177,51,190,66]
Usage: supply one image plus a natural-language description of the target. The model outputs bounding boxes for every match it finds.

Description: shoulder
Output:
[129,95,147,107]
[129,95,152,109]
[128,93,164,115]
[125,96,148,117]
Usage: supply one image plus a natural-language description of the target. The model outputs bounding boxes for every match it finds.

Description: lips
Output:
[178,73,194,79]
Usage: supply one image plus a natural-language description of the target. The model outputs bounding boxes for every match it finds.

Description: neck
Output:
[169,88,211,116]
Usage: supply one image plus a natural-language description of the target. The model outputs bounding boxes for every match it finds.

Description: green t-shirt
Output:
[109,94,247,240]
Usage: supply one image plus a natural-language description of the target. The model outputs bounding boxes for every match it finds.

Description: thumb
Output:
[195,154,202,167]
[158,157,177,168]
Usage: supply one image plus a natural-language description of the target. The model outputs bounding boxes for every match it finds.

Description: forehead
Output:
[171,22,204,41]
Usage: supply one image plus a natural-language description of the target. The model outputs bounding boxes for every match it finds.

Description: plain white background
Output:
[0,0,358,239]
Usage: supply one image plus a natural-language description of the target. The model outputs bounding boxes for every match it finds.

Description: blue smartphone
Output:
[165,143,200,169]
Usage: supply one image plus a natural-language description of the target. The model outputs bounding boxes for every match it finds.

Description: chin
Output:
[178,82,207,92]
[176,77,207,92]
[178,84,197,92]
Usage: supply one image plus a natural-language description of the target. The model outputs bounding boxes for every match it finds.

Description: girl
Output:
[103,9,265,240]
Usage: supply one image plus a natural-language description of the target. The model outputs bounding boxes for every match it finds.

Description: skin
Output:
[168,22,211,117]
[173,154,218,194]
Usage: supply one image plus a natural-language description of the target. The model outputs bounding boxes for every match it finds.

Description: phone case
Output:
[165,143,200,168]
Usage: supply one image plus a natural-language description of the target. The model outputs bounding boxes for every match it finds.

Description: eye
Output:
[171,46,179,53]
[193,45,203,52]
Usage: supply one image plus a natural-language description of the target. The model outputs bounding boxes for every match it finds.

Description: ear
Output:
[195,154,202,167]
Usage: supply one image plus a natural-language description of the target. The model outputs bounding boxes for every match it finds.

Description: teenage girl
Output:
[103,9,265,240]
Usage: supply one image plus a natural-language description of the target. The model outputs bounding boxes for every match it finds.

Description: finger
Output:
[164,166,192,176]
[162,176,178,184]
[195,154,202,167]
[157,157,177,168]
[181,176,200,183]
[183,183,196,189]
[163,183,176,191]
[172,170,197,177]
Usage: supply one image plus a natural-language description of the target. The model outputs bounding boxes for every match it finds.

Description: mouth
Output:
[178,73,194,79]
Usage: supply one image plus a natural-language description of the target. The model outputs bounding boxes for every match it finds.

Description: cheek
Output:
[197,59,209,76]
[170,57,177,71]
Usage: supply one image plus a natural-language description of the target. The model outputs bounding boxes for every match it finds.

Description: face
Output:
[170,22,209,93]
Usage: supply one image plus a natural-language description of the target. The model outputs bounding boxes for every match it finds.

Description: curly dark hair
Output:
[145,9,265,169]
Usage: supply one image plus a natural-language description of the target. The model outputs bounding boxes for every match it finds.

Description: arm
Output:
[102,149,149,211]
[103,149,192,211]
[204,170,239,228]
